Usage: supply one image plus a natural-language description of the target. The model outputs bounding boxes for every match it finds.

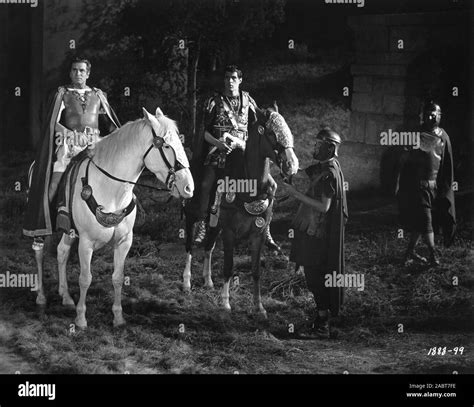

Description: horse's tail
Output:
[26,160,35,202]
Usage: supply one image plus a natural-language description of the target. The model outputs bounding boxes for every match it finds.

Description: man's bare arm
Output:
[292,189,332,213]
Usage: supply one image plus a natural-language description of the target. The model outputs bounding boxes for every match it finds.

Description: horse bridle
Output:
[261,113,293,183]
[89,124,183,193]
[143,124,184,190]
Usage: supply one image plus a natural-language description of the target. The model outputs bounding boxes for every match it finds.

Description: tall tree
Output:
[73,0,285,141]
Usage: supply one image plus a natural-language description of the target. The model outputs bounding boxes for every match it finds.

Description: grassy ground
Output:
[0,63,472,374]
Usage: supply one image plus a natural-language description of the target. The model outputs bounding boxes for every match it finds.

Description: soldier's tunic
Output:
[397,126,456,243]
[54,87,105,172]
[203,91,257,167]
[290,160,348,315]
[197,91,257,219]
[23,86,120,237]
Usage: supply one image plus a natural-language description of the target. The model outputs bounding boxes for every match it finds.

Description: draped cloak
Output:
[23,86,120,238]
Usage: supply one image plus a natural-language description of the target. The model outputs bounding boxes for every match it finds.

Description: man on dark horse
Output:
[192,64,281,252]
[23,57,120,250]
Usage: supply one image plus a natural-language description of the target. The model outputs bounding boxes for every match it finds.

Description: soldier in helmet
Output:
[396,100,456,266]
[283,128,348,338]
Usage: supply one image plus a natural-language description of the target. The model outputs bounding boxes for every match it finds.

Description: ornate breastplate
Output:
[62,89,101,131]
[213,95,250,138]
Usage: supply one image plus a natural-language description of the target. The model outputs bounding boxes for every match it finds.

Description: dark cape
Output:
[396,127,456,246]
[324,159,348,316]
[292,159,348,316]
[23,86,120,238]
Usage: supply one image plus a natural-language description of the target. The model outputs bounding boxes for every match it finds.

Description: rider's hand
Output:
[223,133,244,151]
[217,140,232,154]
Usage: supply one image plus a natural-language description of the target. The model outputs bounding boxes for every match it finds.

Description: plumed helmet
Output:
[316,128,342,145]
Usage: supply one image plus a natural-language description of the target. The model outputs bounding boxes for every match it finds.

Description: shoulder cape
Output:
[325,159,349,316]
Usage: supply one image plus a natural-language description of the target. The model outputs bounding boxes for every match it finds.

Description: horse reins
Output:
[90,124,182,192]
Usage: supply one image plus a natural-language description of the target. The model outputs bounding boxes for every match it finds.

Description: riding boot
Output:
[48,171,63,203]
[54,171,71,234]
[264,225,282,253]
[195,220,207,243]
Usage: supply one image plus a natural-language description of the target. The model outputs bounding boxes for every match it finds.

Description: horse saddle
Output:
[243,198,269,216]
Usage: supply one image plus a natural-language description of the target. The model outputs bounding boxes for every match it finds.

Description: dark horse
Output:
[182,104,299,317]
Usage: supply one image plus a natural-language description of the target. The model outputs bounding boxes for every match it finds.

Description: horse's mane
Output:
[94,115,178,163]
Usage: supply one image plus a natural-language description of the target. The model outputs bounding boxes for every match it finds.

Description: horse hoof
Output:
[223,304,231,312]
[255,308,268,319]
[75,318,87,330]
[62,297,75,308]
[204,282,214,290]
[183,284,191,294]
[113,318,126,328]
[36,294,47,306]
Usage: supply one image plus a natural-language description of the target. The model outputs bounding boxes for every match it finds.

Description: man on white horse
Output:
[23,57,120,246]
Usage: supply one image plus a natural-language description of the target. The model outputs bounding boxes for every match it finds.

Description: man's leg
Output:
[303,264,331,339]
[49,144,68,203]
[264,174,283,253]
[423,231,439,266]
[48,172,63,203]
[405,232,427,265]
[195,165,217,243]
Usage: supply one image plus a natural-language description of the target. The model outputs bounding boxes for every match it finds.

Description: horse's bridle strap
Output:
[90,159,169,191]
[143,125,183,188]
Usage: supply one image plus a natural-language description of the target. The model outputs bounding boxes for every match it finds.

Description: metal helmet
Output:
[313,128,342,160]
[422,100,442,115]
[316,128,342,145]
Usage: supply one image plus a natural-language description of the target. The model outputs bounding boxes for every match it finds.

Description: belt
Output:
[419,180,437,189]
[65,127,100,149]
[213,127,248,141]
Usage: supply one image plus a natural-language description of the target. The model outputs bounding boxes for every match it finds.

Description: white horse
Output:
[36,107,194,328]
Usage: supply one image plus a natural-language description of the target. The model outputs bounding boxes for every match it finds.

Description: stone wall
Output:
[342,11,467,192]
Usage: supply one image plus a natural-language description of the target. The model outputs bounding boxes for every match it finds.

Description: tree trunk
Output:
[188,37,201,147]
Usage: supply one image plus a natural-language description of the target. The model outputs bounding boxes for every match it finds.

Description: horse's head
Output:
[142,107,194,199]
[255,102,299,180]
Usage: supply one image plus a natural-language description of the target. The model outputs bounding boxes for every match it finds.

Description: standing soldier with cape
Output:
[284,128,348,339]
[396,100,456,266]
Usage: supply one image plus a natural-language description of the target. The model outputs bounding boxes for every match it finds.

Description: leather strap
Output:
[81,160,137,228]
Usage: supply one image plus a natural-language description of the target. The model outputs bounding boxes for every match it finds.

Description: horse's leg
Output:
[203,226,219,289]
[32,240,46,306]
[75,238,93,329]
[250,232,267,318]
[112,233,133,327]
[57,233,76,307]
[183,210,196,292]
[221,228,235,311]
